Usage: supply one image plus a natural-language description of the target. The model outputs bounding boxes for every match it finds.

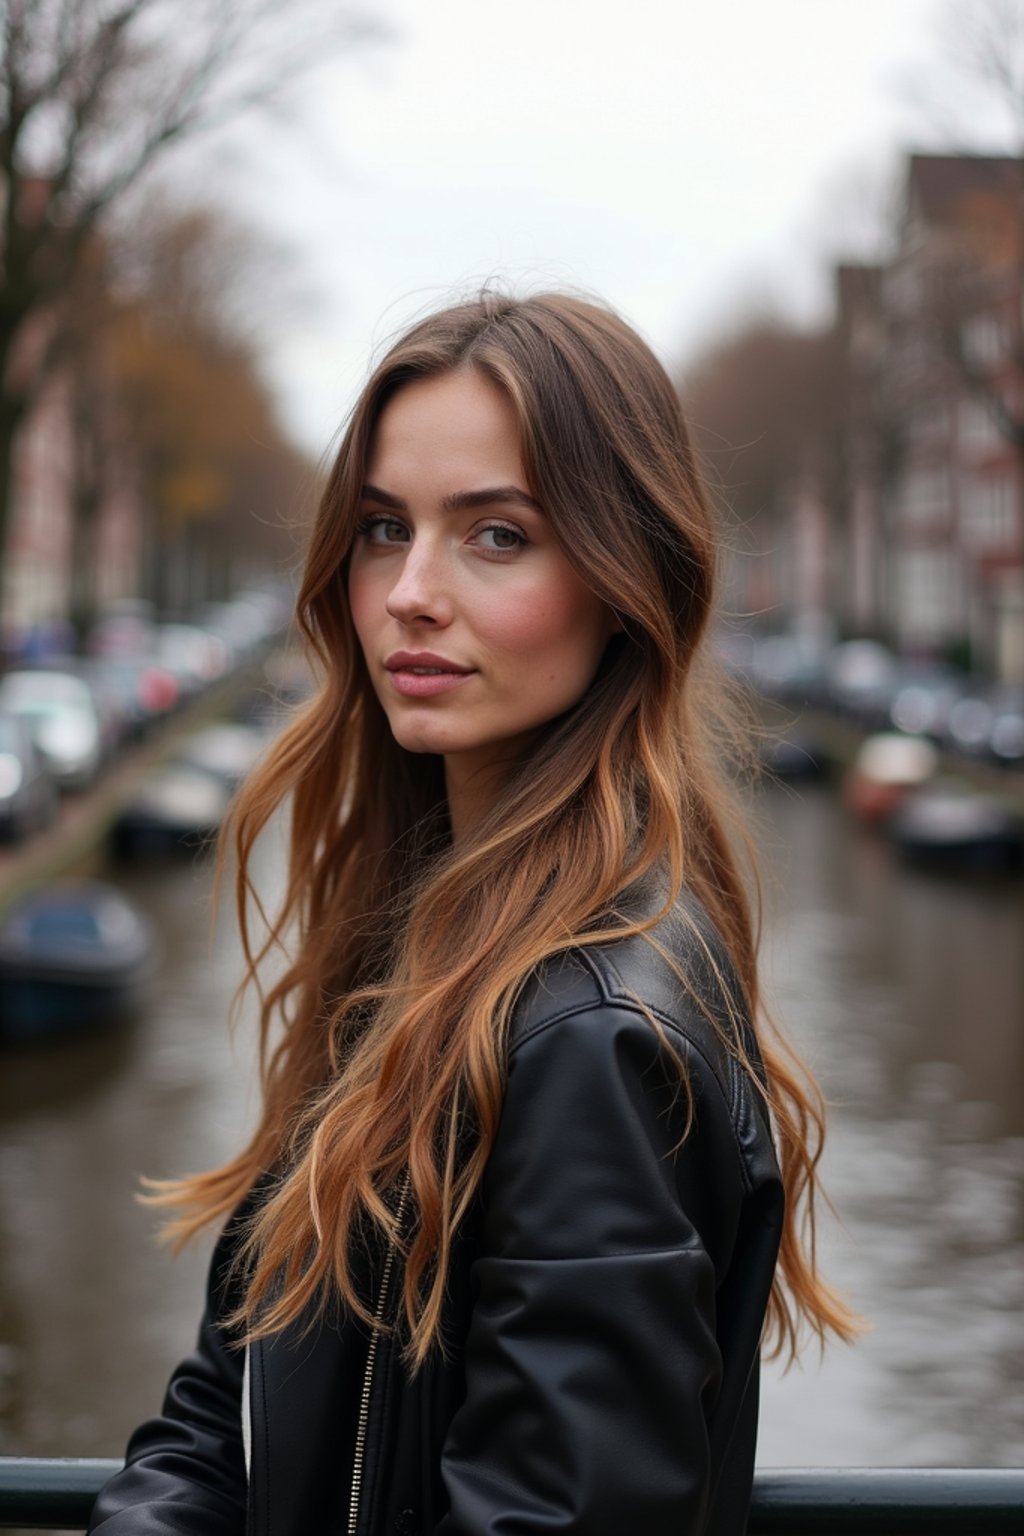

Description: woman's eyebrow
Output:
[444,487,544,515]
[360,483,405,509]
[360,483,543,515]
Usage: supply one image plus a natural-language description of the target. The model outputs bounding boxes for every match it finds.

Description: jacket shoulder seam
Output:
[578,939,765,1178]
[509,963,754,1194]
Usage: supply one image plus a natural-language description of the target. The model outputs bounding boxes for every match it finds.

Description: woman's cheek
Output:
[481,590,563,658]
[347,561,384,649]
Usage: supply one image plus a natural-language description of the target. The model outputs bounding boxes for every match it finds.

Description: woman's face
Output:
[348,368,617,808]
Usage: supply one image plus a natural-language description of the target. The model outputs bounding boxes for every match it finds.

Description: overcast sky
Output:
[216,0,990,455]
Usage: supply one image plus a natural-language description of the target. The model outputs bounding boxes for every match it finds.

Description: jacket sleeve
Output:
[87,1217,248,1536]
[435,999,747,1536]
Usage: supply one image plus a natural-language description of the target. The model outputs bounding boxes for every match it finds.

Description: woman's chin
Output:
[389,722,463,758]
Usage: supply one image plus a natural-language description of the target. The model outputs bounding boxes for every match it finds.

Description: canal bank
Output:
[9,684,1022,909]
[760,699,1024,813]
[0,653,291,909]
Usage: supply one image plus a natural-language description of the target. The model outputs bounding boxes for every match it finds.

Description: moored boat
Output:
[173,722,266,790]
[111,763,231,860]
[886,783,1024,875]
[842,732,938,824]
[0,881,159,1045]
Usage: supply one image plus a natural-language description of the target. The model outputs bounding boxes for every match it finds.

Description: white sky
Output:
[215,0,979,455]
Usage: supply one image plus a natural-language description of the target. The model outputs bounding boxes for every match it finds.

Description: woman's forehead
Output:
[366,371,527,489]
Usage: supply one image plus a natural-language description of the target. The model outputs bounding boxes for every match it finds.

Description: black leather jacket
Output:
[89,895,783,1536]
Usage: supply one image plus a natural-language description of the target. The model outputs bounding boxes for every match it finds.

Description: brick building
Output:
[836,153,1024,682]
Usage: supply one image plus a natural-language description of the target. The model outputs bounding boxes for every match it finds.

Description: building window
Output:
[961,312,1010,369]
[899,465,951,526]
[899,549,956,641]
[960,473,1018,550]
[909,403,949,446]
[958,397,1004,453]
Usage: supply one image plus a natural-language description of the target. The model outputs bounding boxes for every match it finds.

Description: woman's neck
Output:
[444,758,493,846]
[443,747,525,845]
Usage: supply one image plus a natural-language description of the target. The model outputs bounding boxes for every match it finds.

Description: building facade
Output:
[836,153,1024,682]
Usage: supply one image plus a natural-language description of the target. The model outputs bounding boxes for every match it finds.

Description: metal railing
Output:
[0,1460,1021,1532]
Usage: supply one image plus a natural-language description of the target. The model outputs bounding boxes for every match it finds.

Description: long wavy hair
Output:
[154,290,855,1365]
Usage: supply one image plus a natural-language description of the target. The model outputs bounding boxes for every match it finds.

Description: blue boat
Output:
[0,882,159,1045]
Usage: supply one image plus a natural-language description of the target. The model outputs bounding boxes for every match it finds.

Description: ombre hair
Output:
[154,290,855,1364]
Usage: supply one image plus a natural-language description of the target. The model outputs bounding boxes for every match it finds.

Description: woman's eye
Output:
[476,524,525,553]
[358,516,408,544]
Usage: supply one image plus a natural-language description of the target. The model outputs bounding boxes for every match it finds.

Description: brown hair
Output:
[153,290,855,1364]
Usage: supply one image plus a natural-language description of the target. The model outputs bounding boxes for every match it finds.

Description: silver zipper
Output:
[347,1173,410,1536]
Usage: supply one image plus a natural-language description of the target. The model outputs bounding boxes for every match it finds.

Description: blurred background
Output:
[0,0,1022,1472]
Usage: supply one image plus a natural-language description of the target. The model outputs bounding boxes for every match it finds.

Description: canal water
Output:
[0,778,1021,1467]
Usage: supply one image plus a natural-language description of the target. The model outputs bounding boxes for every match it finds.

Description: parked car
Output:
[0,669,104,791]
[155,623,230,697]
[195,592,287,665]
[0,709,58,842]
[826,640,899,728]
[174,722,267,791]
[7,655,127,759]
[88,598,158,662]
[986,685,1024,767]
[749,634,832,708]
[944,683,1024,767]
[886,662,966,741]
[87,655,180,743]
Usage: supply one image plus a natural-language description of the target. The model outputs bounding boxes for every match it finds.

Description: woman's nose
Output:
[385,542,453,627]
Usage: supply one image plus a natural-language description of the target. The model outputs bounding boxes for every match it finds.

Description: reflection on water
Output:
[0,842,267,1458]
[755,781,1024,1466]
[0,781,1021,1465]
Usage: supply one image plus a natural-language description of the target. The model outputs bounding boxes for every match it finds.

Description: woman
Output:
[89,292,853,1536]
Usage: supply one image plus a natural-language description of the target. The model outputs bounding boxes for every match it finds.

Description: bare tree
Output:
[898,4,1024,466]
[934,0,1024,146]
[680,314,843,628]
[103,203,313,616]
[681,315,841,534]
[0,0,380,626]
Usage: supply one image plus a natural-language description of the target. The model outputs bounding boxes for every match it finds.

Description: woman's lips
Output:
[385,665,475,698]
[388,669,475,700]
